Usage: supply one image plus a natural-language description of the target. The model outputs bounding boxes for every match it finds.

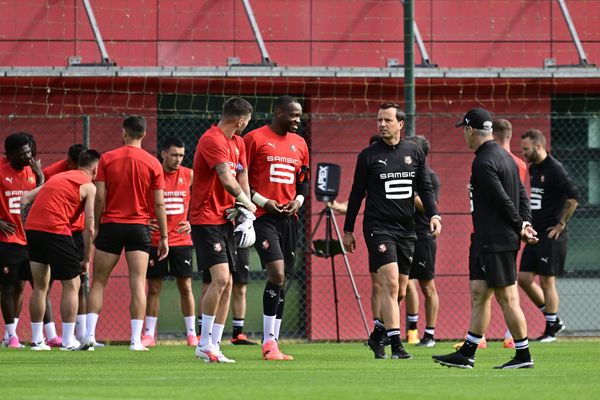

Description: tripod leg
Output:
[326,208,371,337]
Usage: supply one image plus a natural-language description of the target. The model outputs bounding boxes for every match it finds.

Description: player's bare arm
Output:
[215,162,257,213]
[176,168,193,234]
[81,182,96,273]
[29,157,44,186]
[153,188,169,260]
[94,181,106,234]
[548,198,578,240]
[0,219,16,236]
[19,185,43,225]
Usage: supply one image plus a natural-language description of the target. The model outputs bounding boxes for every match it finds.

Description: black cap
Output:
[455,108,493,130]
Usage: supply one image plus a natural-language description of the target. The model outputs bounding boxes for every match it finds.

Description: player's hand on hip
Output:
[343,232,356,253]
[282,200,301,215]
[430,218,442,237]
[263,200,284,215]
[157,238,169,261]
[547,224,564,240]
[176,220,191,234]
[0,219,16,235]
[148,218,160,232]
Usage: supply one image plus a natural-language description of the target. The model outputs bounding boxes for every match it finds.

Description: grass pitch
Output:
[2,340,598,400]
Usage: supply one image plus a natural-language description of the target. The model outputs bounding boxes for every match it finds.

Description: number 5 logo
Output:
[384,179,412,199]
[530,193,542,210]
[270,164,295,185]
[8,196,21,214]
[164,198,184,215]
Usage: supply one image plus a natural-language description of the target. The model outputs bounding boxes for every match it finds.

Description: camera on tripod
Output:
[312,163,343,257]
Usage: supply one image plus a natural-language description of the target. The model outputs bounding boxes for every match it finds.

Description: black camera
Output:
[314,163,341,202]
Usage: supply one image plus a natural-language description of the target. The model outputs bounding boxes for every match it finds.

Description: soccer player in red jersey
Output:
[190,97,256,363]
[141,136,198,348]
[243,95,310,361]
[0,133,42,348]
[81,116,168,351]
[21,149,100,350]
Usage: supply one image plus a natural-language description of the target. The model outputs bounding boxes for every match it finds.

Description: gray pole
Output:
[403,0,416,137]
[82,115,90,149]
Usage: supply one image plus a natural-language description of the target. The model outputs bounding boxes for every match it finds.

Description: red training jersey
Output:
[150,166,193,247]
[0,158,37,245]
[96,145,164,224]
[43,158,84,232]
[509,152,528,184]
[243,125,310,218]
[25,170,91,236]
[189,125,247,225]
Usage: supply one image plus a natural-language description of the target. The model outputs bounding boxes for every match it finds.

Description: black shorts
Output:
[94,223,151,255]
[191,223,236,273]
[202,247,251,284]
[409,234,436,280]
[254,214,298,272]
[0,242,28,284]
[363,228,416,274]
[469,237,517,288]
[520,230,568,276]
[147,245,194,279]
[72,230,84,262]
[26,230,82,281]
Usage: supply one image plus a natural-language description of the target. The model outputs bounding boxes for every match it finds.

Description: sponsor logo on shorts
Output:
[2,266,8,274]
[541,257,549,263]
[418,261,426,268]
[262,240,269,250]
[378,243,387,253]
[213,243,222,253]
[184,259,191,265]
[148,259,155,267]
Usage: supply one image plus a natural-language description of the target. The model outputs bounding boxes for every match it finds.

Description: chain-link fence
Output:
[2,96,599,342]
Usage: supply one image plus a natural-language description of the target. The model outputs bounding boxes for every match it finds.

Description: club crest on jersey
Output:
[404,156,412,165]
[378,243,387,253]
[2,266,8,275]
[213,243,222,253]
[541,175,545,183]
[235,148,239,156]
[178,177,184,185]
[290,144,296,152]
[262,240,270,250]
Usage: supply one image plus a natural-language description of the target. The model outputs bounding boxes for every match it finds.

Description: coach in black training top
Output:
[433,107,538,370]
[343,103,441,360]
[518,128,579,343]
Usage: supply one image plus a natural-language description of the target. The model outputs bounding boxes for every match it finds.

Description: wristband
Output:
[236,191,253,209]
[295,195,305,207]
[431,215,442,221]
[559,221,566,227]
[161,235,168,239]
[251,192,269,207]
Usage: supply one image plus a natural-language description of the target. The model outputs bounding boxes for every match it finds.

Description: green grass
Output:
[2,340,599,399]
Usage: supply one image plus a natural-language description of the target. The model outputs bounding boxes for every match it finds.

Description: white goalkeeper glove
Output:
[226,203,257,222]
[234,219,256,248]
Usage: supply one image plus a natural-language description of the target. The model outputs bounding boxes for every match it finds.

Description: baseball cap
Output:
[455,108,493,130]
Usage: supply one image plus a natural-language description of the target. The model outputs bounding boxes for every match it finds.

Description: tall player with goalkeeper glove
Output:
[243,95,309,361]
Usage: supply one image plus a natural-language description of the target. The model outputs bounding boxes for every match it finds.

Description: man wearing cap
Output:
[432,108,538,369]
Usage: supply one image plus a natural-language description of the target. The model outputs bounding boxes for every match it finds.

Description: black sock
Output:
[232,318,244,337]
[424,327,435,339]
[370,319,386,341]
[514,337,532,361]
[407,314,418,331]
[387,329,402,353]
[544,312,557,335]
[276,287,286,319]
[263,282,282,316]
[459,331,482,358]
[197,317,202,336]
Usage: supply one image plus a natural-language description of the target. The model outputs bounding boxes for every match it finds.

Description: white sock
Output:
[5,323,16,338]
[144,316,158,338]
[184,316,196,335]
[212,323,225,348]
[263,315,276,343]
[31,322,44,344]
[199,314,215,348]
[131,319,144,345]
[85,313,99,339]
[62,322,75,346]
[504,329,513,340]
[75,315,86,340]
[14,317,19,329]
[44,322,58,340]
[274,319,282,341]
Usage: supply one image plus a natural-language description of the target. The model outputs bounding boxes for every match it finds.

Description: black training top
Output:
[469,140,531,252]
[343,138,438,237]
[529,154,579,231]
[414,166,440,236]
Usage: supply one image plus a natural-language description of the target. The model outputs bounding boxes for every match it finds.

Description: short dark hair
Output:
[161,136,185,151]
[222,97,253,119]
[274,95,300,112]
[521,128,547,147]
[369,134,381,145]
[68,144,85,163]
[122,115,146,139]
[405,135,431,156]
[78,149,101,168]
[379,102,406,122]
[492,119,512,140]
[5,133,31,155]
